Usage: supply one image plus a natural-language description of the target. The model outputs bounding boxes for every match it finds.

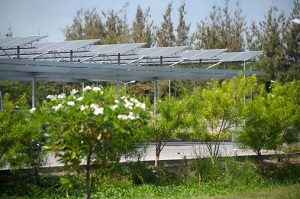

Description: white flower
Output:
[67,101,75,106]
[76,96,83,101]
[29,108,36,113]
[128,115,135,120]
[130,98,138,103]
[136,102,146,109]
[80,105,85,111]
[117,114,128,120]
[121,96,126,100]
[46,95,57,100]
[125,101,133,108]
[92,87,101,91]
[124,101,133,110]
[114,99,119,104]
[90,103,98,108]
[57,94,66,99]
[52,104,63,111]
[94,107,104,115]
[111,105,118,110]
[70,89,78,95]
[83,86,92,91]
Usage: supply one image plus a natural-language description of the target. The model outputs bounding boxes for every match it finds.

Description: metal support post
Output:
[32,77,37,108]
[154,80,158,116]
[160,56,163,67]
[70,50,73,62]
[199,59,202,68]
[17,46,20,59]
[118,53,121,65]
[116,76,120,97]
[0,91,3,111]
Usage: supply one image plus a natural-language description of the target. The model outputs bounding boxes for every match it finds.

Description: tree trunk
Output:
[85,150,92,199]
[155,141,162,167]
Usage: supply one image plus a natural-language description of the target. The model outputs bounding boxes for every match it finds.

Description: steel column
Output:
[154,80,158,116]
[32,77,36,108]
[116,75,120,97]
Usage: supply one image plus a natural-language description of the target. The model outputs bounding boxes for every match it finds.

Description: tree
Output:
[102,9,123,44]
[132,5,155,47]
[238,80,300,156]
[189,75,259,158]
[0,80,32,106]
[156,2,176,47]
[30,86,149,199]
[116,2,131,43]
[194,80,235,158]
[280,0,300,82]
[0,93,44,173]
[4,23,13,37]
[176,1,190,46]
[271,80,300,145]
[64,8,105,42]
[146,96,185,166]
[192,0,247,51]
[247,5,286,80]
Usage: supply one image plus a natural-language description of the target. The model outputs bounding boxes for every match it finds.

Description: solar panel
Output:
[131,46,188,60]
[57,39,100,51]
[32,41,73,52]
[180,49,227,60]
[0,37,19,46]
[0,35,47,49]
[217,51,263,62]
[89,43,145,55]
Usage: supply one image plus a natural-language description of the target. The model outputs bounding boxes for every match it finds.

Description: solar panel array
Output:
[0,36,263,67]
[0,35,47,49]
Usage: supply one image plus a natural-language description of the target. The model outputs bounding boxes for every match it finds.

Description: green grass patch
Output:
[200,184,300,199]
[0,156,299,198]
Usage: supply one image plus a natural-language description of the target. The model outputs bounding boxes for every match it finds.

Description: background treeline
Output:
[0,0,299,105]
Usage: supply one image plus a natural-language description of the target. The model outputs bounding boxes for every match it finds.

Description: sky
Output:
[0,0,295,42]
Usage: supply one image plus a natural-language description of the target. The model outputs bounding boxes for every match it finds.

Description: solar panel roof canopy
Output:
[0,36,265,83]
[0,59,265,83]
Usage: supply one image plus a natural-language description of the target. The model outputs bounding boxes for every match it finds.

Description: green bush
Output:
[194,157,267,190]
[0,93,44,173]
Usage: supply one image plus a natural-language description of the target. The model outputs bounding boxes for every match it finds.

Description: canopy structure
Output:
[0,35,265,108]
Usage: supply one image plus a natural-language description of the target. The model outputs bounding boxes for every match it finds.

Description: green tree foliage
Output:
[238,95,282,155]
[102,10,123,44]
[0,80,32,106]
[0,93,43,173]
[132,5,155,47]
[190,80,235,158]
[115,2,132,43]
[176,0,190,46]
[146,96,185,166]
[280,0,300,82]
[238,80,300,155]
[192,0,247,51]
[156,2,176,47]
[30,86,149,199]
[65,8,105,42]
[248,6,285,80]
[188,75,259,158]
[271,81,300,144]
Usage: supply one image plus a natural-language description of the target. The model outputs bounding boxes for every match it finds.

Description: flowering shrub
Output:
[30,86,149,198]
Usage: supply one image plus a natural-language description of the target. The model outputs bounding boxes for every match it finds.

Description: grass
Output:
[0,156,299,198]
[201,184,300,199]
